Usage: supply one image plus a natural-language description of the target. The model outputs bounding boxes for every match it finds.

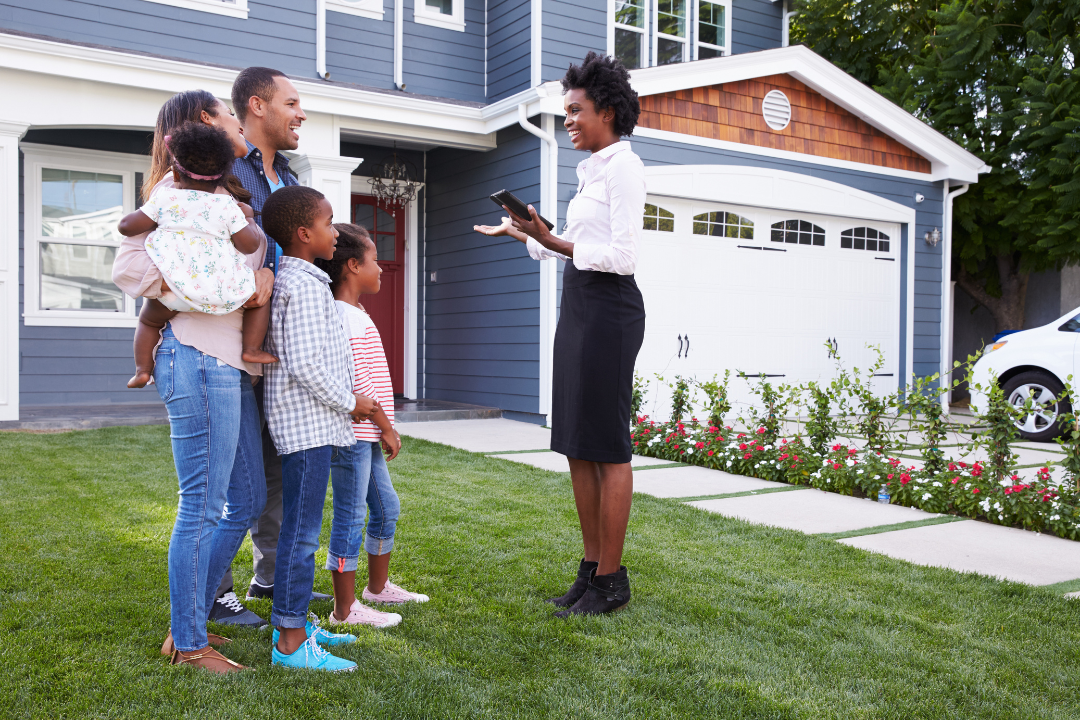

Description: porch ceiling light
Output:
[924,227,941,247]
[368,146,418,214]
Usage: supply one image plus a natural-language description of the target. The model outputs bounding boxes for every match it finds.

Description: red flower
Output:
[755,445,763,451]
[900,474,911,485]
[951,477,960,484]
[832,463,842,470]
[717,436,724,442]
[948,463,958,472]
[695,441,704,449]
[780,454,789,461]
[972,488,980,494]
[673,444,679,449]
[739,443,748,451]
[743,453,751,459]
[757,427,766,434]
[887,474,894,480]
[707,450,714,456]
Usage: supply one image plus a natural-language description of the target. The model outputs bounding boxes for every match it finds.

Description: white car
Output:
[968,307,1080,442]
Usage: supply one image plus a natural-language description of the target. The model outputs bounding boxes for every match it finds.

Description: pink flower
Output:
[707,450,714,456]
[739,443,748,451]
[900,474,911,485]
[743,453,751,459]
[695,442,704,449]
[951,477,960,484]
[757,427,766,434]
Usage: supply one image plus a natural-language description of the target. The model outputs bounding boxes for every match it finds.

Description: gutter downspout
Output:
[394,0,405,90]
[782,0,797,47]
[316,0,329,79]
[517,103,559,424]
[941,180,970,411]
[531,0,542,87]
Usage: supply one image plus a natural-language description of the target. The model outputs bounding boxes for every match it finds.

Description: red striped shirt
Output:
[336,301,395,442]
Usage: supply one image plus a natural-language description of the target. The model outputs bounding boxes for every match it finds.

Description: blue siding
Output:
[627,133,945,386]
[18,130,158,407]
[487,0,532,100]
[0,0,316,79]
[424,124,542,414]
[541,0,605,83]
[731,0,783,54]
[326,6,395,91]
[400,0,486,102]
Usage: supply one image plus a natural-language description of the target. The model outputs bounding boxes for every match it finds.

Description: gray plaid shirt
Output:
[264,256,356,455]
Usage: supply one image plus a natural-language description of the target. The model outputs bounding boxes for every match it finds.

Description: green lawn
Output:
[2,426,1079,719]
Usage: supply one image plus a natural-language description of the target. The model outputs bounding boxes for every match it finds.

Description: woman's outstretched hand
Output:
[473,215,527,243]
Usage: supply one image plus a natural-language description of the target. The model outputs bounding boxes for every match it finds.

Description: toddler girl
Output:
[118,121,277,388]
[314,223,428,629]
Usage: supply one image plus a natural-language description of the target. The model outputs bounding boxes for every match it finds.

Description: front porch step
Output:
[394,398,502,423]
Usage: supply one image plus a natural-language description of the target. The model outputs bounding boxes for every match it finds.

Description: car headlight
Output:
[988,341,1008,352]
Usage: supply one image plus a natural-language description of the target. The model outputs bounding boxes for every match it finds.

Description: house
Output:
[0,0,987,425]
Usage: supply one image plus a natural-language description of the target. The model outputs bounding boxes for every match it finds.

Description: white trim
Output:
[606,0,616,58]
[20,144,149,329]
[137,0,249,19]
[394,0,404,89]
[692,0,731,59]
[531,0,543,87]
[414,0,466,31]
[317,0,329,80]
[326,0,385,21]
[0,121,28,421]
[905,222,915,388]
[941,180,969,408]
[611,0,648,70]
[650,0,658,66]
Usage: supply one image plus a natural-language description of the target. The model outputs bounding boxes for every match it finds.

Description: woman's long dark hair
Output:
[144,90,251,204]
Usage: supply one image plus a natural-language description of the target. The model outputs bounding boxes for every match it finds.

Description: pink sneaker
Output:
[329,600,402,629]
[362,581,430,605]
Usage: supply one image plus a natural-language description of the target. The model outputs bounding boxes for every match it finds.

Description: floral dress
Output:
[142,187,255,314]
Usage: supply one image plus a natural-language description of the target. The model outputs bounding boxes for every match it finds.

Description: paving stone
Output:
[632,465,788,498]
[688,490,939,535]
[839,520,1080,586]
[488,452,675,473]
[398,418,552,453]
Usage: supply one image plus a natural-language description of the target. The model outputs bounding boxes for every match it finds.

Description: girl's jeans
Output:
[155,326,266,652]
[326,441,400,572]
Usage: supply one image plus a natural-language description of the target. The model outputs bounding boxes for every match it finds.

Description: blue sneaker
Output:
[272,620,357,648]
[271,635,356,673]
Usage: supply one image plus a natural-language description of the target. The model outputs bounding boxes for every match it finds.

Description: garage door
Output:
[634,197,900,420]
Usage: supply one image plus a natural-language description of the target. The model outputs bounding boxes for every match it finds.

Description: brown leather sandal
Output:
[160,629,232,655]
[169,646,247,674]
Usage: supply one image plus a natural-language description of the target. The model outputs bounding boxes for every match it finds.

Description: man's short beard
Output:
[266,105,298,151]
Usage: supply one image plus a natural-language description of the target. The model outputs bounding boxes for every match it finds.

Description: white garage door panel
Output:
[635,198,901,421]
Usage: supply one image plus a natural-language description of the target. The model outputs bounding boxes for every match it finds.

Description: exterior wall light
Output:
[924,227,941,247]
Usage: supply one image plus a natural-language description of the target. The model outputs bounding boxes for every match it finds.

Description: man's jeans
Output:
[326,441,400,572]
[270,445,336,629]
[156,327,265,652]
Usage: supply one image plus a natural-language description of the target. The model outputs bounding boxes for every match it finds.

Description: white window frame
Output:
[692,0,731,59]
[137,0,249,19]
[609,0,649,71]
[414,0,465,32]
[326,0,384,20]
[21,144,149,328]
[653,0,689,66]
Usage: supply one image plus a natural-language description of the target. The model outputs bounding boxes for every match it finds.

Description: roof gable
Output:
[638,73,931,174]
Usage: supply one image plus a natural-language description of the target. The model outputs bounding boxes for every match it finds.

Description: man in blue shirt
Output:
[208,67,336,626]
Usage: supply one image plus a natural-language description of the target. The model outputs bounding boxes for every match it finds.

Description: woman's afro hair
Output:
[314,223,375,291]
[561,52,640,138]
[167,121,235,186]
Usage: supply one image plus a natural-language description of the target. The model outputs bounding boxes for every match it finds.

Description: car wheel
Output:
[1001,371,1070,442]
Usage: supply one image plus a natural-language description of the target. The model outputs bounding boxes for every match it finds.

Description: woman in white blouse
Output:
[475,52,646,617]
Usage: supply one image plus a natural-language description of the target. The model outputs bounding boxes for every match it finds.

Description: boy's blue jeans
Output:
[271,444,338,629]
[326,441,400,572]
[155,327,266,652]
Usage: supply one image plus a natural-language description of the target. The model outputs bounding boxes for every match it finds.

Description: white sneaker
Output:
[328,599,402,629]
[363,580,430,605]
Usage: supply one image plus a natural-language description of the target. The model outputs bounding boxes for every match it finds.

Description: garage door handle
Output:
[827,337,838,358]
[684,335,690,357]
[677,334,684,358]
[875,257,895,261]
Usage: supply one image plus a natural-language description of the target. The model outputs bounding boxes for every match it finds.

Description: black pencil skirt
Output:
[550,262,646,464]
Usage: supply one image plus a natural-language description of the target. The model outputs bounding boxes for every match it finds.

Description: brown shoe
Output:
[169,646,247,674]
[161,629,232,655]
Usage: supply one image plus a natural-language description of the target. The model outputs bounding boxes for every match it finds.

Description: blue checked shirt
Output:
[264,256,356,455]
[232,140,299,271]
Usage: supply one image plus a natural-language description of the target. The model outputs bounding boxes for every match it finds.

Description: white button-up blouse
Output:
[525,140,646,276]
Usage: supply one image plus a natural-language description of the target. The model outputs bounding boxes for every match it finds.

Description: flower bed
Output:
[632,417,1080,541]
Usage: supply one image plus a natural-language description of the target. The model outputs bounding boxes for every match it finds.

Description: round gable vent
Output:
[762,90,792,131]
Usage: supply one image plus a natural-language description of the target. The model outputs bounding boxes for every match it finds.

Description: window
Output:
[21,145,148,327]
[840,227,890,252]
[694,0,730,59]
[414,0,464,31]
[137,0,249,19]
[771,219,825,246]
[643,204,675,231]
[655,0,688,65]
[326,0,384,21]
[693,210,753,239]
[614,0,647,70]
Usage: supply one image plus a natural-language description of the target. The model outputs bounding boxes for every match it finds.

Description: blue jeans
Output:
[326,442,399,572]
[271,445,335,629]
[156,327,265,652]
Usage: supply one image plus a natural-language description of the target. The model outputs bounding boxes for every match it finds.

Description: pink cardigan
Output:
[112,175,269,376]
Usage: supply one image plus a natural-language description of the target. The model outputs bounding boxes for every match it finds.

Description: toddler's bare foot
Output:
[128,368,153,388]
[242,349,278,365]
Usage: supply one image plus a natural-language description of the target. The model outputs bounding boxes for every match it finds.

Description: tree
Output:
[791,0,1080,332]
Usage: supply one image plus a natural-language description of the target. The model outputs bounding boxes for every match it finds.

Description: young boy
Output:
[260,185,380,672]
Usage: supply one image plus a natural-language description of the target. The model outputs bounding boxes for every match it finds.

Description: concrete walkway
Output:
[400,418,1080,597]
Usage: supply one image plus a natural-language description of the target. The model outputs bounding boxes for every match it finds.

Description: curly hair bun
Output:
[561,51,641,137]
[167,121,236,185]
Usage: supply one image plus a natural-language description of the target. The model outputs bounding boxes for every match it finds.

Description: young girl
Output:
[314,224,428,628]
[118,121,277,388]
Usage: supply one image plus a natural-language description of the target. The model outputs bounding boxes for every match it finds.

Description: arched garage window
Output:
[771,219,825,246]
[643,204,675,231]
[841,227,890,252]
[693,211,753,239]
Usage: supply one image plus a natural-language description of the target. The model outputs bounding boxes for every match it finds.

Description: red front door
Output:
[351,195,405,396]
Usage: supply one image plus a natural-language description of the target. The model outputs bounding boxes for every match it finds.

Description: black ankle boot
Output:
[546,559,598,607]
[555,566,631,617]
